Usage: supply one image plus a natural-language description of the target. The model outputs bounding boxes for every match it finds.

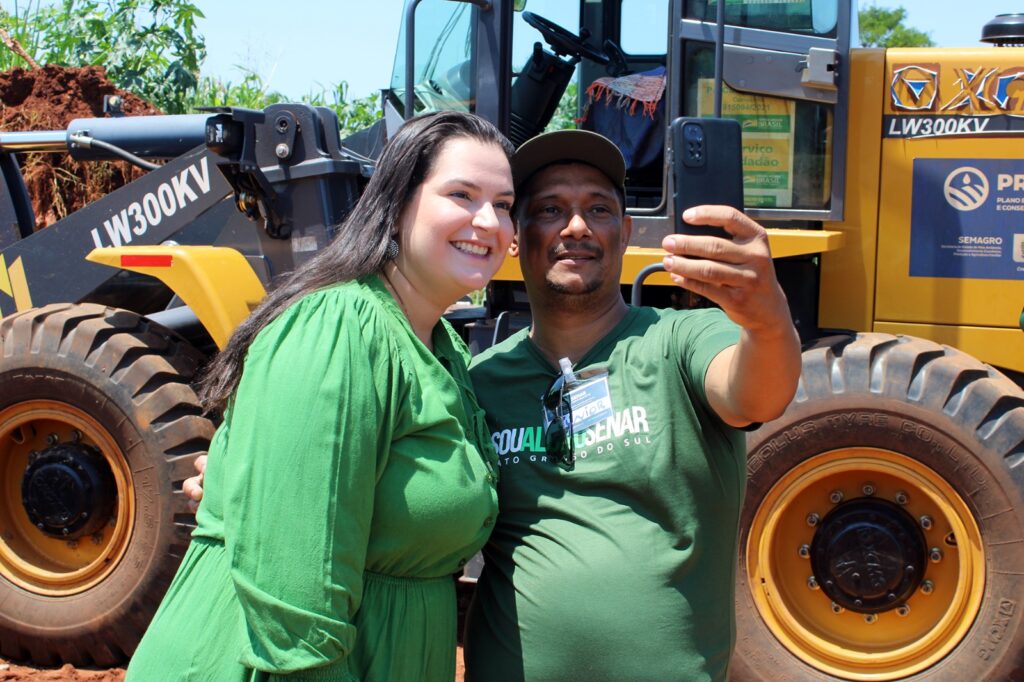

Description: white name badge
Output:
[567,375,614,434]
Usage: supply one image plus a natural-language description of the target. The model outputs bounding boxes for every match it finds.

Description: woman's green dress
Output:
[126,276,499,681]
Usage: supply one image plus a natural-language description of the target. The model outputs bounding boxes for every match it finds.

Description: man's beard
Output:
[544,242,604,299]
[544,272,603,311]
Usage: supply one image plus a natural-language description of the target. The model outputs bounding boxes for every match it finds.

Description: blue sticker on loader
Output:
[910,158,1024,280]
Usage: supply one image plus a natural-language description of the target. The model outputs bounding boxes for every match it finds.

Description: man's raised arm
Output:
[661,205,801,427]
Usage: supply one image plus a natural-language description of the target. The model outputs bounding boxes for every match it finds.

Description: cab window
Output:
[686,0,838,38]
[621,0,670,55]
[390,0,475,113]
[681,0,839,211]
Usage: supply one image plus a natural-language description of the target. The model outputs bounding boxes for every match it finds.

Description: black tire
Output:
[0,303,214,666]
[732,333,1024,682]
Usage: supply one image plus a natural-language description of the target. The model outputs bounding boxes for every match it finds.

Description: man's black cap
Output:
[511,129,626,193]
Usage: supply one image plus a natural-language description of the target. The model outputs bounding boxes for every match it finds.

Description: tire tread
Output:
[736,332,1024,681]
[0,303,212,666]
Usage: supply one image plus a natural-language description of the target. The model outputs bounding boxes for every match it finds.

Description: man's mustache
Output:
[550,242,603,260]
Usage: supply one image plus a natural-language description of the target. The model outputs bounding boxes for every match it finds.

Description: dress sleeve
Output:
[220,290,396,679]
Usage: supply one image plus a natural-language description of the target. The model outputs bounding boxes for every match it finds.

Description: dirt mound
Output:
[0,659,124,681]
[0,65,161,230]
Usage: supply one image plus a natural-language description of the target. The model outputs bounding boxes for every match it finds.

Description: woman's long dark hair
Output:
[198,111,514,412]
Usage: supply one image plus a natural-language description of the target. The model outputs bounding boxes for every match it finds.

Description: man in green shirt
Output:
[463,129,801,681]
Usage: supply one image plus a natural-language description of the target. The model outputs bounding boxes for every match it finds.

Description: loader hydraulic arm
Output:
[0,145,231,316]
[0,104,364,318]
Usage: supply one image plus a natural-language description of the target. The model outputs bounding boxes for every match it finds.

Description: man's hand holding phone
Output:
[662,205,789,335]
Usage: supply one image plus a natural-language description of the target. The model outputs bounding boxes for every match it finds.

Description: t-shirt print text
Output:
[491,405,653,468]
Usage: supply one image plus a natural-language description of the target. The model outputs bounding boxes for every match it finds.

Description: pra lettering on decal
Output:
[941,166,1024,213]
[89,157,212,249]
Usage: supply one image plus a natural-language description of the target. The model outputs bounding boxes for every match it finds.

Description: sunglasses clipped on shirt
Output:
[542,370,575,471]
[541,357,580,472]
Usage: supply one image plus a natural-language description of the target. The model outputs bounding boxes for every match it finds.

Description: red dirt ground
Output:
[0,64,160,230]
[0,647,465,680]
[0,660,123,681]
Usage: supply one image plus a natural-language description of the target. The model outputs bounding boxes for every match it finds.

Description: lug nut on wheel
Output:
[806,512,820,527]
[896,604,911,617]
[920,515,933,530]
[829,490,844,504]
[798,544,811,558]
[921,580,934,595]
[895,490,909,505]
[864,613,877,624]
[807,575,819,590]
[862,483,875,496]
[930,547,943,563]
[831,602,844,614]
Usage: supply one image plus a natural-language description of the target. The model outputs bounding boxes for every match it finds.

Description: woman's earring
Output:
[385,238,400,260]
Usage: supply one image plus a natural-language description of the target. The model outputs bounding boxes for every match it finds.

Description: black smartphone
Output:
[670,117,744,237]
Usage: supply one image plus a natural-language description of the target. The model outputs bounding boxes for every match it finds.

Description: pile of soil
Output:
[0,648,464,680]
[0,65,161,230]
[0,659,123,681]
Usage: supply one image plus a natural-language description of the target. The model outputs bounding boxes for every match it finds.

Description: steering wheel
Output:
[522,11,609,64]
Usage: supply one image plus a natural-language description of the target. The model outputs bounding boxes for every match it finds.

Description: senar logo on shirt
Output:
[491,405,652,467]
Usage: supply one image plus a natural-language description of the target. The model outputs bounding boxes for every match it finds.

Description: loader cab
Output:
[387,0,852,244]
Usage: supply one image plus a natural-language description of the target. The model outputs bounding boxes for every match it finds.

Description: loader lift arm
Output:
[0,105,364,319]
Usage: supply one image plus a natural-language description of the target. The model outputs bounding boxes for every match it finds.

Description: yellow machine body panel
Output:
[86,245,266,349]
[492,230,844,285]
[820,49,887,335]
[875,48,1024,372]
[823,48,1024,373]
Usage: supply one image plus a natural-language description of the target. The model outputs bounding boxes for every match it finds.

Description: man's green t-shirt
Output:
[464,305,745,681]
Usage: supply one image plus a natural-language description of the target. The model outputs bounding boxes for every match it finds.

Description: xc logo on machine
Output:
[943,167,989,211]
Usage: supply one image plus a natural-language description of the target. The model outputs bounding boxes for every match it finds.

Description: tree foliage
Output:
[302,81,382,138]
[858,5,934,48]
[191,71,380,137]
[546,81,579,132]
[0,0,382,134]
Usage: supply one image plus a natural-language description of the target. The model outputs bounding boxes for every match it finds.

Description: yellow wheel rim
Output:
[0,400,135,595]
[746,448,984,680]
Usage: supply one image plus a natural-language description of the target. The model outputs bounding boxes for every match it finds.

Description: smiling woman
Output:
[125,111,513,682]
[391,136,515,343]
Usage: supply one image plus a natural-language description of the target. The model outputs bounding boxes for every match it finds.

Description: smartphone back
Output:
[671,117,743,237]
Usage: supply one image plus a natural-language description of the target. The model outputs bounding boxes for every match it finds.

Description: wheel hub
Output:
[811,498,927,613]
[22,443,116,539]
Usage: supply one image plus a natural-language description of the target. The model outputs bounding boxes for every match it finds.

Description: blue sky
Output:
[195,1,1017,100]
